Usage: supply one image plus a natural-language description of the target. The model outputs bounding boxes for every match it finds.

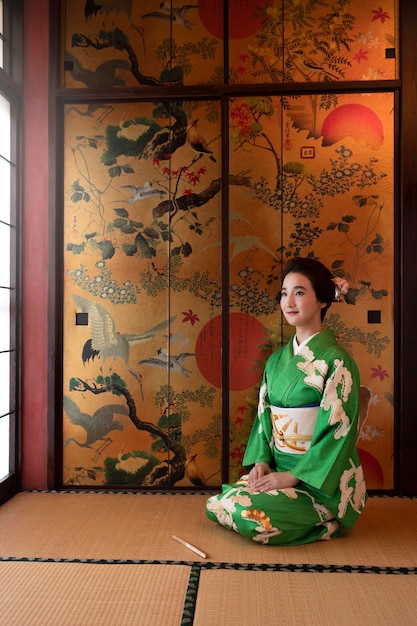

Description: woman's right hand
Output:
[247,462,271,489]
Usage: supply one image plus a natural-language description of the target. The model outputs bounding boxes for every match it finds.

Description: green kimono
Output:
[206,330,367,545]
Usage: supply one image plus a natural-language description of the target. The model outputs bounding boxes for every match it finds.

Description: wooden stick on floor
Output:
[171,534,208,559]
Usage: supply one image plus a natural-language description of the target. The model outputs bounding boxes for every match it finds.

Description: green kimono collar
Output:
[289,329,337,356]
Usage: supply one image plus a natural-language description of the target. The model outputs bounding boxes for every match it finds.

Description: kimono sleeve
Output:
[289,354,360,497]
[242,375,275,470]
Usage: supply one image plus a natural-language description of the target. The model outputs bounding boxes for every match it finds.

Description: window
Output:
[0,0,22,505]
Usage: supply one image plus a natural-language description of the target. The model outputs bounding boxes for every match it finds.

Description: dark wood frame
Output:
[398,1,417,494]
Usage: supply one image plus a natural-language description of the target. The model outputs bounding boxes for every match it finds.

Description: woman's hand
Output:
[247,462,271,489]
[248,464,299,492]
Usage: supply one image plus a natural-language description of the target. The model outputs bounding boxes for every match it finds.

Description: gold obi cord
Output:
[271,405,320,454]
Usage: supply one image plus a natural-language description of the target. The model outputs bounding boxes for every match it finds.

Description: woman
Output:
[206,257,367,545]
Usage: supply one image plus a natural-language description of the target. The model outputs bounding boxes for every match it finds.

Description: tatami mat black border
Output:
[21,489,219,496]
[21,489,417,497]
[181,564,200,626]
[1,555,416,575]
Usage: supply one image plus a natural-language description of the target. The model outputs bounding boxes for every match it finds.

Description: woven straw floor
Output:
[0,492,416,625]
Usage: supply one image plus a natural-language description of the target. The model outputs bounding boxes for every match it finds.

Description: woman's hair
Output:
[281,257,335,320]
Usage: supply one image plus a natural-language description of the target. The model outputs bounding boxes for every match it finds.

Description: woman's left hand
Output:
[248,471,299,493]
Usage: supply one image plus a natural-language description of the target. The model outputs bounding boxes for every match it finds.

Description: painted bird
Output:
[138,348,197,377]
[122,182,166,203]
[84,0,132,19]
[184,454,207,486]
[293,50,338,80]
[186,119,217,162]
[63,395,129,459]
[141,1,199,30]
[72,294,176,372]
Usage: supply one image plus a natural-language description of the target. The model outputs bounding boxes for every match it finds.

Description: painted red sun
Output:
[358,449,384,489]
[195,312,267,391]
[199,0,270,40]
[321,104,384,149]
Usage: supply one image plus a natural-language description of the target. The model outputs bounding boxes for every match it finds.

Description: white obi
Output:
[271,405,319,455]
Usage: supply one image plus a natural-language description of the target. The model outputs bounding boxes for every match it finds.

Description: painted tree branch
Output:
[72,30,163,87]
[153,170,253,219]
[72,377,187,485]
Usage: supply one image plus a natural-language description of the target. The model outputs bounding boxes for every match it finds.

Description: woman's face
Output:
[280,272,326,333]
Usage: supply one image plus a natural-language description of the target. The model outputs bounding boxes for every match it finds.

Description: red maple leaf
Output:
[181,309,200,325]
[236,405,248,414]
[239,124,251,136]
[371,7,390,23]
[370,365,389,382]
[187,171,201,186]
[230,444,245,461]
[353,49,368,63]
[230,104,250,123]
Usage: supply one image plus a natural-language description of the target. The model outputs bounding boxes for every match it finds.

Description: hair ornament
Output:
[332,277,349,302]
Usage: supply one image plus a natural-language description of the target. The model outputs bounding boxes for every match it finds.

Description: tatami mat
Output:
[0,561,190,626]
[1,492,417,626]
[1,492,416,568]
[194,569,417,626]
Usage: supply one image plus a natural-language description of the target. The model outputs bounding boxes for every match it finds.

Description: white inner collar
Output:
[293,332,319,354]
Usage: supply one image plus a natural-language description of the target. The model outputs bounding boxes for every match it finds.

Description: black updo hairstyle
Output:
[281,257,335,321]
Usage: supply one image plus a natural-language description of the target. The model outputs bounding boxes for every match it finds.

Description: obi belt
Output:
[271,405,320,455]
